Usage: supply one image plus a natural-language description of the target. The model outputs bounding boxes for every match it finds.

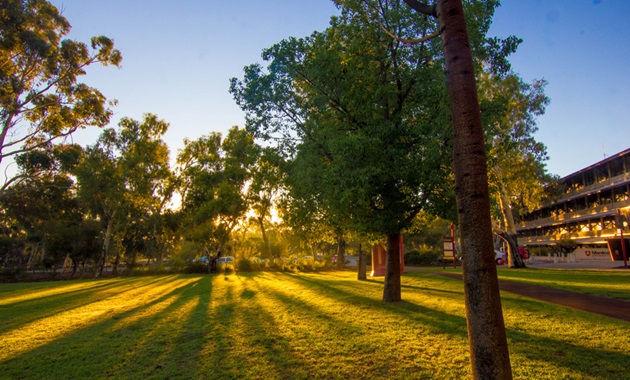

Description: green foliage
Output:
[404,248,442,265]
[231,1,458,242]
[0,0,121,193]
[183,261,208,274]
[177,127,259,264]
[236,257,255,272]
[73,113,173,275]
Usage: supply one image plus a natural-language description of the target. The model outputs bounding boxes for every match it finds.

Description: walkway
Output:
[411,269,630,322]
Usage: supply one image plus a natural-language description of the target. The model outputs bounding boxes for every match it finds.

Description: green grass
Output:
[0,271,628,379]
[420,266,630,300]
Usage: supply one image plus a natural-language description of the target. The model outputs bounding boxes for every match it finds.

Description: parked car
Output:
[218,256,234,263]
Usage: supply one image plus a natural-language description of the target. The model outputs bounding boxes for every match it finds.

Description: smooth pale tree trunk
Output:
[495,177,526,268]
[435,0,513,378]
[40,239,46,266]
[96,217,114,278]
[357,243,367,280]
[494,228,526,268]
[382,232,401,302]
[497,177,516,234]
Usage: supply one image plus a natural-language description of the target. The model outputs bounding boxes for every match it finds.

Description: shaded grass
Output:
[0,272,628,379]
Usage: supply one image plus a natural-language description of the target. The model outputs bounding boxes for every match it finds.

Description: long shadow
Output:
[0,275,205,378]
[282,272,630,379]
[277,273,470,338]
[212,274,312,379]
[0,276,171,334]
[192,274,239,378]
[106,275,215,379]
[506,327,630,379]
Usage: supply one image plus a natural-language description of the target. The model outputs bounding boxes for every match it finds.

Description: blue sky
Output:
[51,0,630,178]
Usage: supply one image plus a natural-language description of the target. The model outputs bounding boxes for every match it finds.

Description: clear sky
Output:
[50,0,630,178]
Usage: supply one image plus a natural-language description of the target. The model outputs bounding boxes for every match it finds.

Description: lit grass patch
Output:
[0,272,628,379]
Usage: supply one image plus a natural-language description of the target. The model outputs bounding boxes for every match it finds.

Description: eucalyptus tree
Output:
[0,144,83,268]
[0,0,121,195]
[177,127,258,272]
[247,147,284,259]
[75,114,172,277]
[478,70,552,267]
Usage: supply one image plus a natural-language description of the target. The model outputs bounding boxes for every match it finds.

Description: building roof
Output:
[561,147,630,181]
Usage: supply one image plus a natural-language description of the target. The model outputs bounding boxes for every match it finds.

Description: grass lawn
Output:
[0,271,628,379]
[420,266,630,300]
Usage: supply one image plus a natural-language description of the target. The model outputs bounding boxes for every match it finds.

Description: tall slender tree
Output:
[402,0,512,378]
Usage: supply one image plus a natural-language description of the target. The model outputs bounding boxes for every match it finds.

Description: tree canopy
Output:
[0,0,121,194]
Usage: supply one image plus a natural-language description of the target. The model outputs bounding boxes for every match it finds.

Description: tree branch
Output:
[379,21,440,45]
[402,0,437,17]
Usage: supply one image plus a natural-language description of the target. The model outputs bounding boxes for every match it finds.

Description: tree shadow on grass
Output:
[0,275,207,379]
[280,272,469,338]
[506,325,630,379]
[281,272,630,379]
[0,276,171,334]
[205,275,312,379]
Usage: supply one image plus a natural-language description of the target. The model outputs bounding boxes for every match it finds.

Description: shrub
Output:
[236,258,255,272]
[405,249,442,265]
[184,261,208,274]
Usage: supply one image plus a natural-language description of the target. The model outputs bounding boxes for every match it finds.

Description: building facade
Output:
[516,148,630,259]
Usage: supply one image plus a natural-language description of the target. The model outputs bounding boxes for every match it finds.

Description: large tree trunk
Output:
[435,0,512,378]
[382,232,401,302]
[357,243,367,280]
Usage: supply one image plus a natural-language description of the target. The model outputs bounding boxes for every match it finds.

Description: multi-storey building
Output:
[516,148,630,261]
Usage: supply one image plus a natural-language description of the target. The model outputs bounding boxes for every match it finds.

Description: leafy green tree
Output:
[0,143,83,269]
[75,114,172,276]
[479,70,551,268]
[0,0,121,194]
[247,147,283,259]
[177,127,257,272]
[232,0,457,301]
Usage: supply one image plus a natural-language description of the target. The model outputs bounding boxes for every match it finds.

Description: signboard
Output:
[443,238,455,260]
[572,247,613,261]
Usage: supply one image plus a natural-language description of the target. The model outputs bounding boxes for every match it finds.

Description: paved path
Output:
[412,270,630,322]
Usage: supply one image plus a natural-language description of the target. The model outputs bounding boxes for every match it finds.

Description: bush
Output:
[236,258,255,272]
[184,261,208,274]
[219,263,235,274]
[405,249,442,265]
